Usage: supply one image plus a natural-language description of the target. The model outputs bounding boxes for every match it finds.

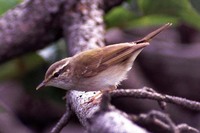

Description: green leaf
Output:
[137,0,200,29]
[105,4,178,29]
[189,0,200,13]
[127,14,178,28]
[0,0,21,15]
[105,6,136,28]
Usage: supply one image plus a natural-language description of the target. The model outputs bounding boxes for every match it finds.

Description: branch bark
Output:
[62,0,105,56]
[0,0,124,64]
[0,0,64,63]
[50,101,72,133]
[111,87,200,111]
[67,91,147,133]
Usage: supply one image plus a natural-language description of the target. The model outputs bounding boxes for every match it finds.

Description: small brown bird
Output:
[36,23,171,91]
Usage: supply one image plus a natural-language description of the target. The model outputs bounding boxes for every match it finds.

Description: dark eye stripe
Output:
[53,71,60,77]
[52,64,70,78]
[45,60,66,79]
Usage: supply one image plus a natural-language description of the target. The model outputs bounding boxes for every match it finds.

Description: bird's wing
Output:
[73,43,137,78]
[73,23,171,78]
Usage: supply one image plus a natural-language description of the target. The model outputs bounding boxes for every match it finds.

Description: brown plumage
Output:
[36,23,171,91]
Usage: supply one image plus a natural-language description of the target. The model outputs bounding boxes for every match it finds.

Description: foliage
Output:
[105,0,200,29]
[0,0,21,15]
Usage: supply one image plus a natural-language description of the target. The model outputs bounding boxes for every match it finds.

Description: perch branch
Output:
[67,91,148,133]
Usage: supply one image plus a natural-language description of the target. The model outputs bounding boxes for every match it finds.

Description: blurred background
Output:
[0,0,200,132]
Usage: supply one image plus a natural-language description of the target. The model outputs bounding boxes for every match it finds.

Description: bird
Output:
[36,23,171,92]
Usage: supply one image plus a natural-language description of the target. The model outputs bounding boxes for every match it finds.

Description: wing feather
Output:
[73,43,136,78]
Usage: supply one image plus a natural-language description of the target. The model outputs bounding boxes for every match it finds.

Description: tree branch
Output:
[132,110,199,133]
[0,0,124,64]
[0,0,64,63]
[50,100,72,133]
[62,0,105,56]
[111,87,200,111]
[67,91,148,133]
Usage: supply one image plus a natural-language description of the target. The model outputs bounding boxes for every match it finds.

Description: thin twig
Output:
[50,101,72,133]
[111,87,200,111]
[134,110,176,132]
[177,124,199,133]
[131,110,199,133]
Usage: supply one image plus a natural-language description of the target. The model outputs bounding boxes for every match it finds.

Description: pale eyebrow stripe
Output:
[52,60,69,75]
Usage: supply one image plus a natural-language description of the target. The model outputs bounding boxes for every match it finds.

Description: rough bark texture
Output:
[67,91,147,133]
[0,0,124,64]
[62,0,105,56]
[0,0,64,63]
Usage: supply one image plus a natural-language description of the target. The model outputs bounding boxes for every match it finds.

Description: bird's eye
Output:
[53,71,60,77]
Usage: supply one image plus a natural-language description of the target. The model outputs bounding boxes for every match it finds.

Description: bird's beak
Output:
[136,42,149,48]
[36,81,46,90]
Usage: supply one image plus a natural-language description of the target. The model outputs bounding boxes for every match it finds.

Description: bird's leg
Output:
[87,91,103,104]
[86,86,116,104]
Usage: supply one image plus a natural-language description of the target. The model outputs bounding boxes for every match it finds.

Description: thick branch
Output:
[62,0,105,56]
[0,0,64,63]
[0,0,124,64]
[67,91,147,133]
